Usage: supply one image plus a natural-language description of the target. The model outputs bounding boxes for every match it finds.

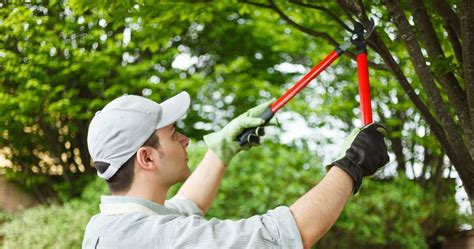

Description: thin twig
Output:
[288,0,353,32]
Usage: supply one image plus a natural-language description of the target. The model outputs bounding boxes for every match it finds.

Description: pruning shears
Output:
[237,19,376,145]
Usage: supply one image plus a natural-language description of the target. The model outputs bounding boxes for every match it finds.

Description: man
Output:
[83,91,389,248]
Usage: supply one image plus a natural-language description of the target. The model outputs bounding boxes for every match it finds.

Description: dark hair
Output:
[95,132,160,194]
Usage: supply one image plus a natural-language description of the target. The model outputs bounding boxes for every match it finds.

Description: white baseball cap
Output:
[87,91,191,180]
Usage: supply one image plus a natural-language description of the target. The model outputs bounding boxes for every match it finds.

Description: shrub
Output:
[0,177,107,248]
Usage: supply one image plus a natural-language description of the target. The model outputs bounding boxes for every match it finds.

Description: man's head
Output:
[87,92,191,193]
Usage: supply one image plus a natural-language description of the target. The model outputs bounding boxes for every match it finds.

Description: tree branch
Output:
[460,0,474,161]
[407,0,470,136]
[445,23,463,67]
[336,0,360,23]
[383,0,474,200]
[239,0,270,9]
[267,0,340,47]
[431,0,461,37]
[288,0,353,32]
[431,0,463,69]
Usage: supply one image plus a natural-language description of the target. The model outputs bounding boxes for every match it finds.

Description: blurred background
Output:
[0,1,472,248]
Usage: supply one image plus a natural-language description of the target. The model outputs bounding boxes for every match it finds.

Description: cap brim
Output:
[156,91,191,129]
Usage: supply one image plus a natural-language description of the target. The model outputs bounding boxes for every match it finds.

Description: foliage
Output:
[0,210,12,224]
[0,200,96,249]
[0,177,105,249]
[1,143,465,248]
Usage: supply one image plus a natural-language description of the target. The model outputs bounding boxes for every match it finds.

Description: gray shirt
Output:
[82,195,303,248]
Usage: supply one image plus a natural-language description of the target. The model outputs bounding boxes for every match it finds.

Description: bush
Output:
[0,178,107,249]
[0,201,95,249]
[0,210,12,224]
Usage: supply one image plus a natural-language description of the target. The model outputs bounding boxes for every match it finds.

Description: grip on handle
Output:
[356,51,373,125]
[237,107,275,146]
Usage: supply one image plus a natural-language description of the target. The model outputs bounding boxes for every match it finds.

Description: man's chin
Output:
[179,167,192,182]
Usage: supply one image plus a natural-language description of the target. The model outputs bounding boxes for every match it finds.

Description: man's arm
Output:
[177,101,273,214]
[290,166,353,248]
[177,149,226,214]
[291,123,389,248]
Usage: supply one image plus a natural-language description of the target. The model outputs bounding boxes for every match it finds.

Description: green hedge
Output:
[0,142,465,248]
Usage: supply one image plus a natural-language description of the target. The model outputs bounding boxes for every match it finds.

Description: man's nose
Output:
[179,133,189,147]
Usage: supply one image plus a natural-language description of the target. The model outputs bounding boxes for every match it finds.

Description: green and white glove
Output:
[203,100,274,166]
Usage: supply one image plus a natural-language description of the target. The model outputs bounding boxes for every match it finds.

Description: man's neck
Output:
[120,184,170,205]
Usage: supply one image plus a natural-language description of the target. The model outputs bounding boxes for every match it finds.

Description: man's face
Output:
[152,123,191,185]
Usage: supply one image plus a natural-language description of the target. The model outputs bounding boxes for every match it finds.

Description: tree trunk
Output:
[383,0,474,216]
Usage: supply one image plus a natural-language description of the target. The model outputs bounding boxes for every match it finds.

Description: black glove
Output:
[330,123,389,194]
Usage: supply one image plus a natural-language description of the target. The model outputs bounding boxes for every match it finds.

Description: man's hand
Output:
[329,123,389,193]
[203,100,273,166]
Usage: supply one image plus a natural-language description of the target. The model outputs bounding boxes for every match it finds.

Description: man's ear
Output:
[135,147,157,171]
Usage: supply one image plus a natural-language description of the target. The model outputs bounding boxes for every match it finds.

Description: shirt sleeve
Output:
[171,206,303,248]
[164,195,204,217]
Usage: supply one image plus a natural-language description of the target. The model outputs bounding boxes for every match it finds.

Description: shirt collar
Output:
[100,195,176,216]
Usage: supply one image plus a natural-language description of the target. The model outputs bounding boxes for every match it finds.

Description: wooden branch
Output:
[421,148,431,187]
[38,116,63,164]
[356,0,367,19]
[433,156,444,192]
[407,0,470,135]
[445,23,463,67]
[410,142,417,179]
[288,0,353,32]
[377,106,407,174]
[431,0,461,37]
[383,0,474,198]
[388,122,406,173]
[336,0,360,22]
[431,0,463,69]
[460,0,474,161]
[267,0,340,47]
[73,120,93,173]
[240,0,270,8]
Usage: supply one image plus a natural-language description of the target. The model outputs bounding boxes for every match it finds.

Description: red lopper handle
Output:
[356,52,373,125]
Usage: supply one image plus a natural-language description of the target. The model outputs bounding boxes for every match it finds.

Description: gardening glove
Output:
[203,100,275,166]
[327,123,389,194]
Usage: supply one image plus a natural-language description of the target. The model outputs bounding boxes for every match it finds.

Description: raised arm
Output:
[177,149,226,213]
[290,123,389,248]
[177,101,273,214]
